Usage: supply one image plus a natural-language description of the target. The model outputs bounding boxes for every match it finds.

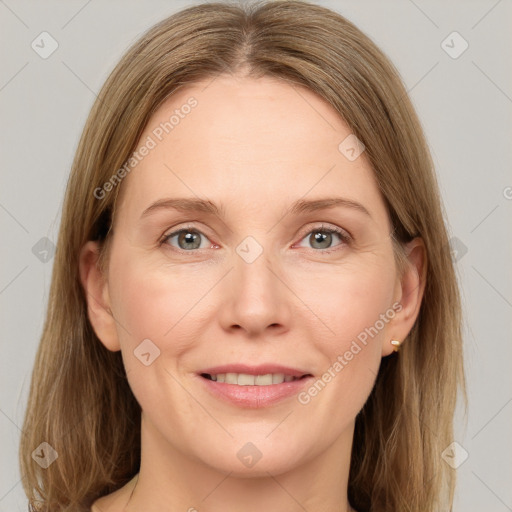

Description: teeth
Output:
[272,373,285,384]
[255,374,273,385]
[225,373,238,384]
[207,372,301,385]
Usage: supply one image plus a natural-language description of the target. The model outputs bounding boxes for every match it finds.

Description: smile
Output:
[201,372,309,385]
[197,364,314,408]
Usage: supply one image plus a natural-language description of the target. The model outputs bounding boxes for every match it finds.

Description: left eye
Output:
[296,226,349,251]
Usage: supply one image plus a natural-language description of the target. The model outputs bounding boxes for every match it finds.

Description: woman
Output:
[19,1,465,511]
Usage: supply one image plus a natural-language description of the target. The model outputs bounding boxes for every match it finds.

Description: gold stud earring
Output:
[390,339,401,352]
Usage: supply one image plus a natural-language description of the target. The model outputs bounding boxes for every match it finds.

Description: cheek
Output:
[292,260,394,410]
[110,251,205,343]
[294,258,395,349]
[108,257,202,415]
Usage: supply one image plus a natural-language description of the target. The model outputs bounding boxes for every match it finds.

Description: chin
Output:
[195,440,307,478]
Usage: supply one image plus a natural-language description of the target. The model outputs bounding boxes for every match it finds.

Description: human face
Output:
[101,74,402,476]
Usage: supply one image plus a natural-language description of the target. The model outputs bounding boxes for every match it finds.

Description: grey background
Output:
[1,0,511,510]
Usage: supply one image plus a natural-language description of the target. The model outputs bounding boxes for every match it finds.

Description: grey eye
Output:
[309,231,334,249]
[164,229,207,250]
[296,227,347,251]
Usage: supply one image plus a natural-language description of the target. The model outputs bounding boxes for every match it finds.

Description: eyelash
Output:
[158,223,351,254]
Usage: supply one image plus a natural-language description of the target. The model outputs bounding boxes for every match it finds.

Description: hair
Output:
[19,1,465,510]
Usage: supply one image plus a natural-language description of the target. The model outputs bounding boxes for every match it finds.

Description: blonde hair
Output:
[19,1,465,510]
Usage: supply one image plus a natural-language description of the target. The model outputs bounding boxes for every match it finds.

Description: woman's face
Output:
[83,74,421,477]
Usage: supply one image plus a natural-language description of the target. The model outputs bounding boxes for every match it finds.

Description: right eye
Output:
[160,227,213,251]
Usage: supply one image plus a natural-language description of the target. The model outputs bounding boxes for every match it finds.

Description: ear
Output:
[79,240,120,352]
[382,237,427,357]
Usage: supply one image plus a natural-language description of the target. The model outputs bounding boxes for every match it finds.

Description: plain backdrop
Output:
[1,1,511,510]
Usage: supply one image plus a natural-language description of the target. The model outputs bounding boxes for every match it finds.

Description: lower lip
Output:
[198,375,314,408]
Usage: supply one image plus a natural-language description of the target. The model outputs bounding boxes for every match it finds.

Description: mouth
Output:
[196,365,314,408]
[200,372,312,385]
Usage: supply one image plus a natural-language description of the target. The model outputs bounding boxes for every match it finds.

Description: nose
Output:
[218,242,292,337]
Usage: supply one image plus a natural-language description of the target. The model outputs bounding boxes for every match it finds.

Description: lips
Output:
[197,364,314,408]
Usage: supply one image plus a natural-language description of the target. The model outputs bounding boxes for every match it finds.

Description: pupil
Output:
[179,231,200,250]
[312,231,331,249]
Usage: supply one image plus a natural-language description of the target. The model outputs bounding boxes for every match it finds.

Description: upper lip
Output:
[199,364,312,378]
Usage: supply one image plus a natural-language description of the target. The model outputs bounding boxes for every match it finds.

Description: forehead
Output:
[114,74,387,227]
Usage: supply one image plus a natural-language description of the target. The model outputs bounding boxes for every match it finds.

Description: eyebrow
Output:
[140,196,371,219]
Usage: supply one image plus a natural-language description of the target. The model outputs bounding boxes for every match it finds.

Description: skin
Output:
[80,74,426,512]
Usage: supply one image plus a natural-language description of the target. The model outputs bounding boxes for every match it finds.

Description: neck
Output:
[124,414,356,512]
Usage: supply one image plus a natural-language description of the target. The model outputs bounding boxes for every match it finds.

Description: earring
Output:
[390,339,401,352]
